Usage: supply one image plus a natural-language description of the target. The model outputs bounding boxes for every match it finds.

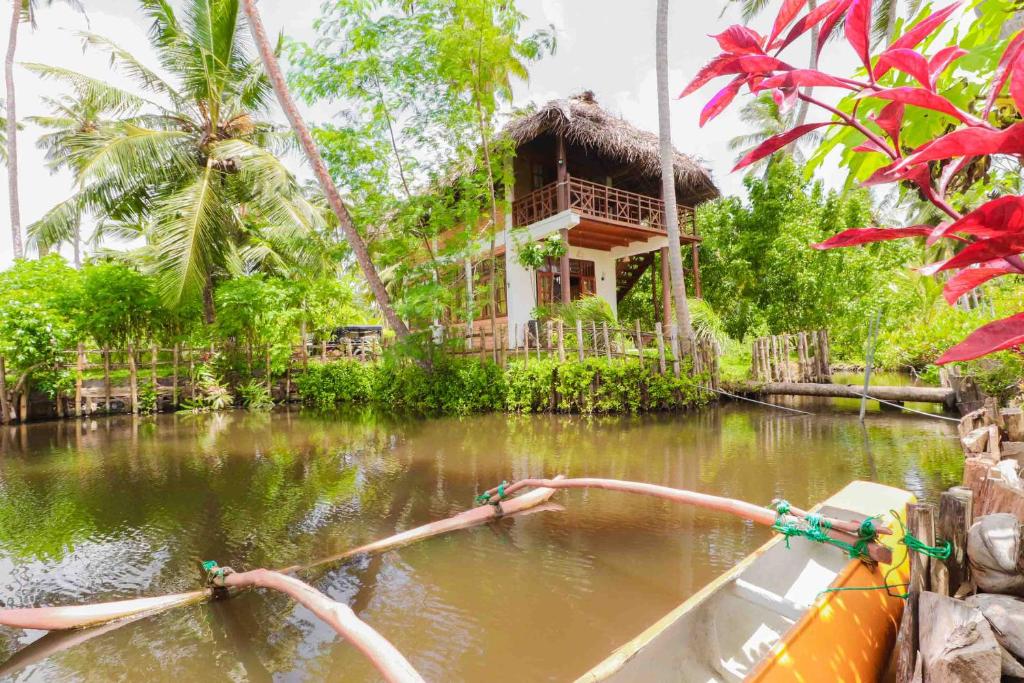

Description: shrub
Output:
[294,360,373,409]
[237,380,274,411]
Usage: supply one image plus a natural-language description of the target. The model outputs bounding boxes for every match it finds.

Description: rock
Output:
[920,591,1002,682]
[968,514,1024,596]
[965,594,1024,676]
[1005,409,1024,442]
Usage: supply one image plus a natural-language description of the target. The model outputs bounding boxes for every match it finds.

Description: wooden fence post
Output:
[75,343,85,418]
[534,321,541,360]
[557,321,565,362]
[634,320,643,367]
[150,343,158,397]
[591,321,598,357]
[0,356,9,424]
[127,343,138,414]
[266,347,273,391]
[172,343,180,408]
[103,347,112,413]
[603,322,612,362]
[523,324,530,368]
[576,320,584,362]
[546,321,553,353]
[655,323,667,375]
[670,325,681,378]
[188,346,196,400]
[933,487,973,597]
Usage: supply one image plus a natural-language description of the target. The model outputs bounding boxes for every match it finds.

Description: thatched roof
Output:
[503,91,719,204]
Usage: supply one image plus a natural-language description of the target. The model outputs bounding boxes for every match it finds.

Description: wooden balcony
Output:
[512,176,698,246]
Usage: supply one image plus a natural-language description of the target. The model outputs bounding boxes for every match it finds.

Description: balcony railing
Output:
[512,175,697,237]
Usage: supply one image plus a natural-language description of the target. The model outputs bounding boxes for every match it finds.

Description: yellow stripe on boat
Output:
[577,481,914,683]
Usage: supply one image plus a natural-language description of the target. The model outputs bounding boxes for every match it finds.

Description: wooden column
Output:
[660,247,672,325]
[559,230,571,305]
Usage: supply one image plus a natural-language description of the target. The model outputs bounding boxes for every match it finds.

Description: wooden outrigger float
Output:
[576,481,914,682]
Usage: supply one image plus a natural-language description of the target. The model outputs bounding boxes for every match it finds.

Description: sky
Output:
[0,0,859,269]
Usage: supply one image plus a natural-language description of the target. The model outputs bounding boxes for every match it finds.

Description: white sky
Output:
[0,0,858,269]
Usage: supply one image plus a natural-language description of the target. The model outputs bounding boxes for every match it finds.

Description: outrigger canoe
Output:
[577,480,914,682]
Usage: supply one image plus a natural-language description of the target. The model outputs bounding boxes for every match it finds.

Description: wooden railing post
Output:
[634,320,644,367]
[603,322,612,361]
[127,343,138,414]
[172,343,180,408]
[103,347,112,413]
[0,356,9,424]
[576,320,584,362]
[75,343,84,417]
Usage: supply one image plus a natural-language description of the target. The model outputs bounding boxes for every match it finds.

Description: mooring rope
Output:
[700,384,816,416]
[844,388,961,423]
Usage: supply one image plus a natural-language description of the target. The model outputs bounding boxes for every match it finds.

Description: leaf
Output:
[942,261,1017,304]
[889,2,962,52]
[901,123,1024,165]
[773,86,799,114]
[928,47,967,85]
[812,225,933,249]
[928,195,1024,244]
[733,122,833,171]
[864,86,978,124]
[921,232,1024,274]
[712,26,764,54]
[817,0,855,59]
[845,0,872,71]
[769,0,809,46]
[758,69,857,90]
[777,0,851,52]
[1012,49,1024,115]
[936,313,1024,364]
[681,54,739,97]
[871,101,904,145]
[873,49,933,89]
[985,29,1024,114]
[700,78,743,126]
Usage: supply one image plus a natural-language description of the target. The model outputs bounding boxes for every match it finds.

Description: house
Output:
[462,91,718,347]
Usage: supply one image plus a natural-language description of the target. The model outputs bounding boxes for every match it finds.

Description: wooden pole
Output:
[523,324,529,368]
[603,322,612,362]
[909,503,935,595]
[557,320,565,362]
[320,339,327,362]
[655,323,667,375]
[172,343,180,408]
[933,487,972,597]
[861,313,881,421]
[546,321,553,353]
[188,347,196,400]
[576,320,584,362]
[265,348,273,392]
[535,321,542,360]
[0,355,8,424]
[591,320,598,357]
[150,344,158,406]
[75,343,84,418]
[630,321,638,366]
[127,344,138,414]
[103,348,112,413]
[692,243,702,299]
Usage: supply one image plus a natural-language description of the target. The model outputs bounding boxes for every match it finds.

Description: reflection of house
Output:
[468,91,718,346]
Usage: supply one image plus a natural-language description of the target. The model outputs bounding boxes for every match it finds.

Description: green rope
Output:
[475,481,509,506]
[903,532,952,560]
[770,501,877,561]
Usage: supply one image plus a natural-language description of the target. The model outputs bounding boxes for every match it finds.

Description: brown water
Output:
[0,402,963,682]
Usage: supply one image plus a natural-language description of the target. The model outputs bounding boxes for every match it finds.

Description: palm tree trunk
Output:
[5,0,22,260]
[203,273,216,325]
[240,0,409,339]
[656,0,696,360]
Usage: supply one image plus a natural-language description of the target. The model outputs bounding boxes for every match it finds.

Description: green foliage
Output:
[0,256,77,396]
[62,262,165,347]
[237,379,274,411]
[550,358,703,414]
[697,157,916,357]
[181,364,233,413]
[213,276,296,355]
[294,360,373,409]
[137,380,158,414]
[505,358,558,412]
[535,295,616,328]
[372,356,507,415]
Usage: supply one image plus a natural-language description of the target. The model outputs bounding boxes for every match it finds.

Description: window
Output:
[537,258,596,305]
[532,164,546,191]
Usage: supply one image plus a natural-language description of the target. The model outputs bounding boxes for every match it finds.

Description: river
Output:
[0,397,962,681]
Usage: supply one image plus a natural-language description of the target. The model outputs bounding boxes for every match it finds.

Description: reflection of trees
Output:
[0,405,965,679]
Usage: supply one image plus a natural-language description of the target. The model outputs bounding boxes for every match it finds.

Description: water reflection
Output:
[0,403,961,681]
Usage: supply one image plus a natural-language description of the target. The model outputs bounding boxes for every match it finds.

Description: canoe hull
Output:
[577,481,914,683]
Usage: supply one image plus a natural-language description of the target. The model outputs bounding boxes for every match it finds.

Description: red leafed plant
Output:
[685,0,1024,364]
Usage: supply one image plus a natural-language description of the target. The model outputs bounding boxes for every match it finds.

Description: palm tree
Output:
[656,0,696,360]
[5,0,84,260]
[239,0,409,338]
[28,0,324,323]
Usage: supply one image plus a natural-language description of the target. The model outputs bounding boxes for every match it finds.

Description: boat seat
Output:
[729,578,803,623]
